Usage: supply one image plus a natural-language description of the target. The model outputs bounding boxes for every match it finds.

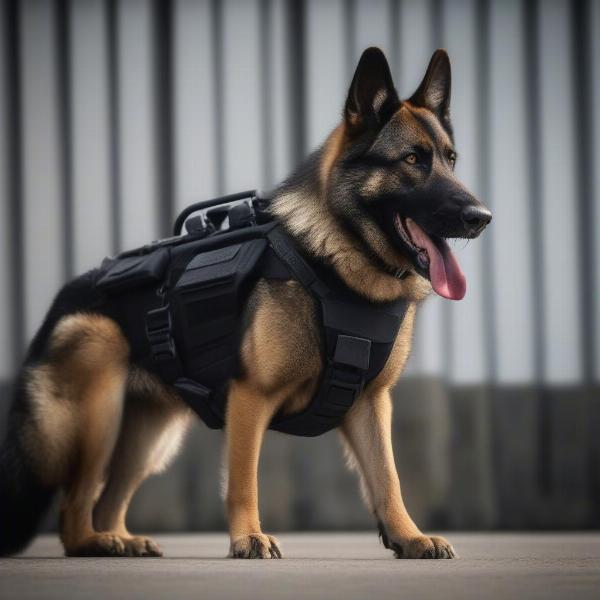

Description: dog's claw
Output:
[229,533,283,559]
[388,534,457,559]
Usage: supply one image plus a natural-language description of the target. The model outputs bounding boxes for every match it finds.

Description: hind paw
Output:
[65,533,162,557]
[65,533,127,557]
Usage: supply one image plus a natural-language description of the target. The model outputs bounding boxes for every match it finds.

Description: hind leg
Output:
[93,370,192,557]
[59,368,127,557]
[33,314,131,556]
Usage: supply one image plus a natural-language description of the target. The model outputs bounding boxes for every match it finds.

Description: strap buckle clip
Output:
[145,305,176,361]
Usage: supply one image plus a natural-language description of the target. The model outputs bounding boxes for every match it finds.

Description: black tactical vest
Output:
[92,192,408,437]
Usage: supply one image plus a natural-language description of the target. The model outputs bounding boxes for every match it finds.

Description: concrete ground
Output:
[1,533,599,599]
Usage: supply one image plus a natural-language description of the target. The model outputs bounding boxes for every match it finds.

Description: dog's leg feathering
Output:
[93,372,192,557]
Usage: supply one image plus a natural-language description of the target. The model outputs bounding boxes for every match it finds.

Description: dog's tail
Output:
[0,379,57,556]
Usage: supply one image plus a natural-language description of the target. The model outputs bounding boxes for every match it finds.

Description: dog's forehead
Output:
[383,103,453,151]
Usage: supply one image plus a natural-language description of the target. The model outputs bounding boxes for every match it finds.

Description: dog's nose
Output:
[461,205,492,236]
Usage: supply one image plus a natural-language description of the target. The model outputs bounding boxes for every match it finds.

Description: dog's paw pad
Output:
[229,533,283,559]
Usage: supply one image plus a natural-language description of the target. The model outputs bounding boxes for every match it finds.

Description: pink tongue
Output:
[405,219,466,300]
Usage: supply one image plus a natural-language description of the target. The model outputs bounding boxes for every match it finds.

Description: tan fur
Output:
[403,101,453,149]
[24,365,79,486]
[22,313,190,557]
[360,169,387,197]
[225,378,283,558]
[340,389,455,558]
[93,368,192,540]
[23,314,129,487]
[319,124,347,193]
[240,280,321,416]
[272,187,430,303]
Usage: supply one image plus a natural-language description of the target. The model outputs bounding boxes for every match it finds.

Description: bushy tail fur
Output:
[0,381,57,556]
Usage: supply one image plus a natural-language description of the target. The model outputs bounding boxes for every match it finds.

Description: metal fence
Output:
[0,0,599,531]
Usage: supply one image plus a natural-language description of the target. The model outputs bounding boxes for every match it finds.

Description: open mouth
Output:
[393,213,466,300]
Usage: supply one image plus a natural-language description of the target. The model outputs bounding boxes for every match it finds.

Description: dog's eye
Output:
[404,153,418,165]
[448,152,457,168]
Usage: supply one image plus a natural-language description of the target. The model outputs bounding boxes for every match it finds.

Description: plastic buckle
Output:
[325,365,365,409]
[146,305,176,361]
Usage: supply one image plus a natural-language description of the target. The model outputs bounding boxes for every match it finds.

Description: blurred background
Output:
[0,0,599,532]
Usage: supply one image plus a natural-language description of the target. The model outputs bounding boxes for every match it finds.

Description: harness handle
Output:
[172,190,256,236]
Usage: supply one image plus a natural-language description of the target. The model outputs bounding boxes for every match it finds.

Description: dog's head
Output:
[327,47,492,300]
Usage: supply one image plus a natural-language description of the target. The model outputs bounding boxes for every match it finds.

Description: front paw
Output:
[122,535,163,557]
[229,533,283,559]
[390,535,456,559]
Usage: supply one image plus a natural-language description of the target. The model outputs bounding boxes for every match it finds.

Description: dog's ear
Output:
[344,47,400,134]
[409,49,451,120]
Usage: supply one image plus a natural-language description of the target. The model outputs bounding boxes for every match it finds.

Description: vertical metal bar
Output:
[524,0,550,495]
[431,0,443,47]
[344,0,356,80]
[211,0,224,194]
[153,0,174,235]
[20,0,66,340]
[524,0,544,385]
[287,0,306,166]
[114,0,158,248]
[56,0,74,279]
[70,0,112,273]
[267,0,293,184]
[221,1,263,192]
[260,0,273,188]
[390,0,400,81]
[4,0,24,362]
[107,0,121,254]
[537,0,581,384]
[593,0,600,383]
[572,0,595,519]
[173,0,218,211]
[572,0,594,384]
[476,0,496,383]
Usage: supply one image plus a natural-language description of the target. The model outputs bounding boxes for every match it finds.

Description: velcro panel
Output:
[333,335,371,371]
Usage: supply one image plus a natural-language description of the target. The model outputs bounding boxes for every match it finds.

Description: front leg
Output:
[341,388,456,559]
[225,380,282,559]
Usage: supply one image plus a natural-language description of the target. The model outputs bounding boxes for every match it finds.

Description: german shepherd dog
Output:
[0,48,491,559]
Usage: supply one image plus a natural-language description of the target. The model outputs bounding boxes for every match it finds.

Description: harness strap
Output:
[266,226,374,436]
